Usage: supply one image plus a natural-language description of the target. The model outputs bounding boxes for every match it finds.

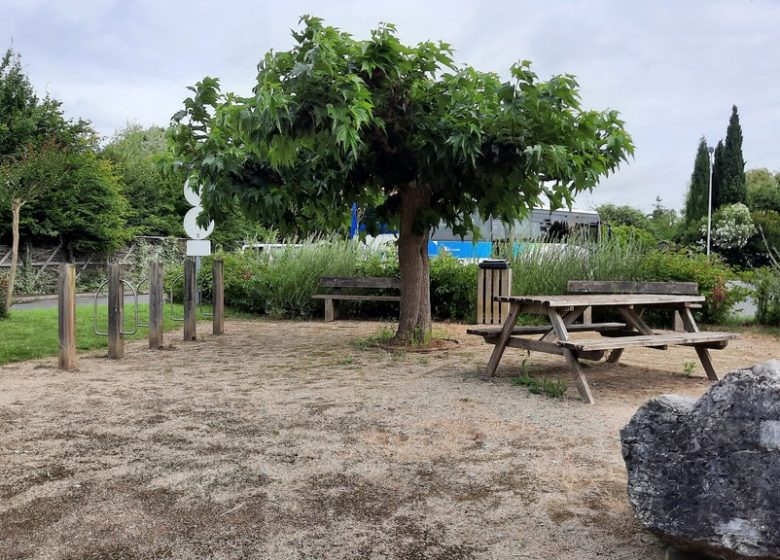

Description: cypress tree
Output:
[712,140,725,209]
[719,105,746,206]
[684,137,711,224]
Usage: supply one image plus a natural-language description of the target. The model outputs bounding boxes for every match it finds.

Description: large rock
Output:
[621,361,780,560]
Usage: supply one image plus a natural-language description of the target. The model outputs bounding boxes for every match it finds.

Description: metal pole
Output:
[706,146,715,257]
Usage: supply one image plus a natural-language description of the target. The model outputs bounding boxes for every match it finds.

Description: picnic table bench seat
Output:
[312,276,401,321]
[557,331,738,352]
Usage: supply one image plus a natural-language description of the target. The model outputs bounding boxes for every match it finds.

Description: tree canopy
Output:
[169,16,634,340]
[712,106,746,209]
[684,137,711,224]
[0,47,129,256]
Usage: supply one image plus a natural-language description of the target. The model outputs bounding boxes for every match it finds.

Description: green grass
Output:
[511,374,568,398]
[0,303,188,365]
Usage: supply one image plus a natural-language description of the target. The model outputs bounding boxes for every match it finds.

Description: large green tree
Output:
[169,17,634,342]
[103,124,189,237]
[684,137,711,224]
[0,140,66,310]
[596,204,649,230]
[746,168,780,213]
[714,105,746,208]
[0,47,130,310]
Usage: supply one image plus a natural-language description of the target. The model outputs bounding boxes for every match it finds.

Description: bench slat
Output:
[312,294,401,302]
[319,276,401,289]
[558,331,737,352]
[466,322,627,337]
[567,280,699,295]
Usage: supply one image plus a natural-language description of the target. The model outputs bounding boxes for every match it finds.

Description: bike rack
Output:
[93,278,140,336]
[169,273,185,322]
[135,277,150,328]
[168,272,214,320]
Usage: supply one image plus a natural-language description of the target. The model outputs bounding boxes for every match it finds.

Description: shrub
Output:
[753,267,780,326]
[430,254,478,321]
[643,250,743,323]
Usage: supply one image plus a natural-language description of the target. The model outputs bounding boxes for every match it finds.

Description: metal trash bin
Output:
[477,259,512,324]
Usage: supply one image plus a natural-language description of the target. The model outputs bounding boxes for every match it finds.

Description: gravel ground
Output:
[0,318,772,560]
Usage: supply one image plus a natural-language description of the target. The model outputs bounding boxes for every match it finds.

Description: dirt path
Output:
[0,319,773,560]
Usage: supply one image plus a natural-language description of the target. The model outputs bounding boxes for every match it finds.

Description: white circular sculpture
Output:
[183,178,202,206]
[183,206,215,240]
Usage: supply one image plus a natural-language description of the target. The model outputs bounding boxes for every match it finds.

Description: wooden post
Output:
[183,257,197,341]
[57,263,77,370]
[107,262,124,359]
[149,261,164,348]
[212,258,224,335]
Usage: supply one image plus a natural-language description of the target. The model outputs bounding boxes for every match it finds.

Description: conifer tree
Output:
[712,140,725,209]
[719,105,746,206]
[684,137,711,224]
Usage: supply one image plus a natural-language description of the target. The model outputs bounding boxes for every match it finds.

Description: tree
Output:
[684,137,711,224]
[596,204,649,230]
[103,124,190,237]
[711,140,725,210]
[716,106,746,207]
[648,196,679,241]
[169,17,634,342]
[702,202,756,266]
[746,168,780,213]
[0,140,66,310]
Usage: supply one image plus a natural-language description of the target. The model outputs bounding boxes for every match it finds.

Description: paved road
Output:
[12,293,150,311]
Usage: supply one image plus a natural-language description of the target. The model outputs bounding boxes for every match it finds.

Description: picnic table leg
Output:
[548,310,595,404]
[485,303,522,377]
[607,349,624,364]
[679,307,719,381]
[540,306,586,342]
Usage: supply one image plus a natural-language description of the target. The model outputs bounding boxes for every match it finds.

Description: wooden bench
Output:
[312,276,401,322]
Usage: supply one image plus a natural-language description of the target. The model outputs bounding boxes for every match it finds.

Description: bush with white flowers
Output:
[702,203,757,251]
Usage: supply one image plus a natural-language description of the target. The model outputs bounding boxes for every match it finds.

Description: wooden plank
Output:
[484,335,564,355]
[467,322,627,337]
[558,332,738,352]
[495,294,704,307]
[107,262,124,359]
[212,259,225,335]
[491,270,501,325]
[75,253,93,281]
[311,294,401,302]
[567,280,699,295]
[540,306,586,341]
[183,257,197,341]
[148,261,164,349]
[57,263,77,370]
[35,244,61,279]
[477,267,485,324]
[485,303,522,377]
[482,335,605,361]
[318,276,401,289]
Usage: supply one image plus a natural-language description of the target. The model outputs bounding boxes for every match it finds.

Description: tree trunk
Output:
[5,199,22,312]
[394,184,432,344]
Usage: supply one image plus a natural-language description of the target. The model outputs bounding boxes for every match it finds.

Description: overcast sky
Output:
[4,0,779,212]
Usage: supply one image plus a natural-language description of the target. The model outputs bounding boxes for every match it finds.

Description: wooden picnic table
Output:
[467,293,738,404]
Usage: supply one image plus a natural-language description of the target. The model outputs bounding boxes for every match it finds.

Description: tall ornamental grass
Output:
[503,234,741,323]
